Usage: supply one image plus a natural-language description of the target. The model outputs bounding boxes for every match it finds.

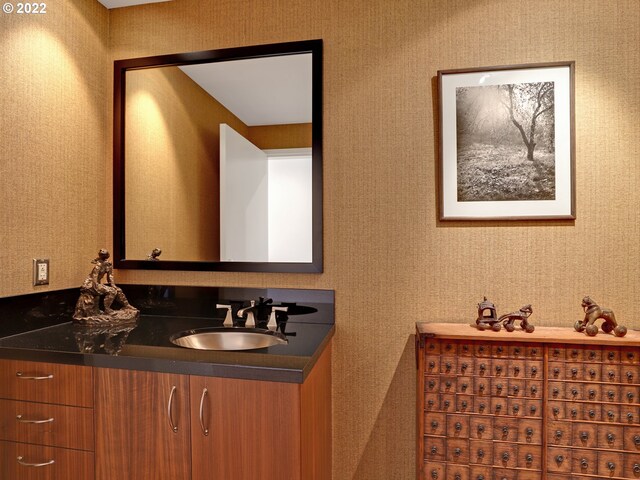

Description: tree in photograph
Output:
[501,82,554,163]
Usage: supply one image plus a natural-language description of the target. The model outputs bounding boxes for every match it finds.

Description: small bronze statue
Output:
[476,297,500,331]
[498,304,535,333]
[147,248,162,261]
[575,296,627,337]
[73,249,139,325]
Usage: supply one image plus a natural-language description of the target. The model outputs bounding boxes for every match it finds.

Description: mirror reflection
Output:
[124,53,313,263]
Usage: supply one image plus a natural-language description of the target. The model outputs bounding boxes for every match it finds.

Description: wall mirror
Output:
[113,40,322,272]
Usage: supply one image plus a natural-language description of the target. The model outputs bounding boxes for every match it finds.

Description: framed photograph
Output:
[438,62,575,220]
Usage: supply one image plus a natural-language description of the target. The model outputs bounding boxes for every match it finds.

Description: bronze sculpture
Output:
[575,296,627,337]
[147,248,162,261]
[498,304,535,333]
[476,297,500,331]
[73,249,139,324]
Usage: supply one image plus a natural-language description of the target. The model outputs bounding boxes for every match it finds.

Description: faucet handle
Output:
[268,306,288,330]
[216,304,233,327]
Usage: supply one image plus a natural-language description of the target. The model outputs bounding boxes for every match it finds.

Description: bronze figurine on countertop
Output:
[73,249,139,324]
[575,296,627,337]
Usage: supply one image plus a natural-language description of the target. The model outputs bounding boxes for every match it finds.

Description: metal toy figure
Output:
[498,304,535,333]
[476,297,500,331]
[575,296,627,337]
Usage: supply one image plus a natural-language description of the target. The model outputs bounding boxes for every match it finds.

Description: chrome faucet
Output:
[237,300,257,327]
[216,304,233,327]
[268,306,288,330]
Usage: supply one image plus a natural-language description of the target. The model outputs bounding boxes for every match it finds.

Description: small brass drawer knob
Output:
[443,400,451,409]
[571,388,578,397]
[454,448,461,457]
[496,383,503,392]
[477,424,485,434]
[431,421,438,429]
[455,422,462,431]
[428,380,436,389]
[552,407,560,417]
[479,363,486,372]
[530,405,537,415]
[525,427,533,439]
[633,464,640,474]
[588,389,596,399]
[512,385,520,394]
[580,431,589,441]
[431,469,438,479]
[607,390,615,400]
[502,452,510,462]
[431,446,438,454]
[514,366,520,375]
[530,366,537,375]
[556,455,564,464]
[460,363,468,372]
[502,426,509,435]
[552,387,559,397]
[525,453,533,463]
[495,365,503,374]
[513,347,521,355]
[478,402,486,412]
[580,458,588,469]
[461,383,468,392]
[607,462,615,472]
[428,361,436,369]
[570,409,578,419]
[588,409,596,419]
[444,362,452,372]
[607,433,615,443]
[607,410,615,419]
[588,369,596,378]
[555,430,563,440]
[477,449,484,458]
[512,405,520,414]
[571,368,578,378]
[461,400,468,409]
[553,368,560,377]
[634,434,640,446]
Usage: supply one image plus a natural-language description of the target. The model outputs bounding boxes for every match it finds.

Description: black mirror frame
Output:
[113,40,323,273]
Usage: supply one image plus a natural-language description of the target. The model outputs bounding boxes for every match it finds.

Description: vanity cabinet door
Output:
[190,375,301,480]
[94,368,191,480]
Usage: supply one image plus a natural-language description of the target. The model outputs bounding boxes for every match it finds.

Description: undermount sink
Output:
[169,327,288,351]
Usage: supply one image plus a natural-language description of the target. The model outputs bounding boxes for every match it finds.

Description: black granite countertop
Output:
[0,285,335,383]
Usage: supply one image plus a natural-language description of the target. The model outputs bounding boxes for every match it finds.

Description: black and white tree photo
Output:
[455,81,556,202]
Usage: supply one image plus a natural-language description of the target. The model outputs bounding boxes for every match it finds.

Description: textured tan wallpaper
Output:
[109,1,640,478]
[0,0,110,297]
[124,66,249,262]
[249,123,312,150]
[2,0,638,479]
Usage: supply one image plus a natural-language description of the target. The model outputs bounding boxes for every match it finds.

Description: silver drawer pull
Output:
[16,415,54,424]
[167,385,178,433]
[16,372,54,380]
[17,456,55,467]
[199,388,209,436]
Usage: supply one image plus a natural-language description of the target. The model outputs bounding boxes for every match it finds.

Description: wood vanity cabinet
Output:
[0,359,95,480]
[416,324,640,480]
[95,345,331,480]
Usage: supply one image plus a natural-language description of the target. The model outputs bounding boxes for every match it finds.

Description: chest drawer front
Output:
[0,440,94,480]
[0,360,93,407]
[0,399,93,451]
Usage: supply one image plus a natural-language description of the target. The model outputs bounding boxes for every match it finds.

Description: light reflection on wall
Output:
[1,1,109,297]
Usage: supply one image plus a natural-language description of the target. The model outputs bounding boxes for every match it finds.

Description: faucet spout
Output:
[237,300,257,328]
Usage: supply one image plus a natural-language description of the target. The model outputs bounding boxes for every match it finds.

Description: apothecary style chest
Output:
[416,323,640,480]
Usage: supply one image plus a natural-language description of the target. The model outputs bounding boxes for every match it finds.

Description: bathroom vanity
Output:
[0,286,333,480]
[416,323,640,480]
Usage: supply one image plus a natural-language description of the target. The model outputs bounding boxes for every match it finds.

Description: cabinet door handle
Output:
[16,372,53,381]
[16,415,54,424]
[199,387,209,436]
[167,385,178,433]
[17,456,55,467]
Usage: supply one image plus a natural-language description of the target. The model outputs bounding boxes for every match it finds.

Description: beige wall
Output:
[0,0,110,297]
[125,66,248,262]
[249,123,312,150]
[2,0,639,479]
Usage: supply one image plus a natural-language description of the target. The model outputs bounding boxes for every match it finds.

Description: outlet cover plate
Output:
[33,258,50,286]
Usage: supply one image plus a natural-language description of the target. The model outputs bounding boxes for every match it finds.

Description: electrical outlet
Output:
[33,258,49,286]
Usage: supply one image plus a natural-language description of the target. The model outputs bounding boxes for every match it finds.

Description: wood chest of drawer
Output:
[416,324,640,480]
[0,359,94,480]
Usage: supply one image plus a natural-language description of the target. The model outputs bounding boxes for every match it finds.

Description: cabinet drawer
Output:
[0,399,93,451]
[0,440,94,480]
[0,360,92,407]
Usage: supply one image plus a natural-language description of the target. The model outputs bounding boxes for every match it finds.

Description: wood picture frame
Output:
[438,62,575,220]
